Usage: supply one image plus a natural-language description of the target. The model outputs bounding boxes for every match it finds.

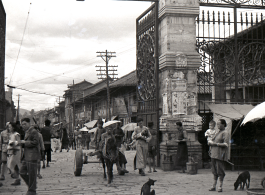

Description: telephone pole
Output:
[16,94,22,121]
[96,50,117,121]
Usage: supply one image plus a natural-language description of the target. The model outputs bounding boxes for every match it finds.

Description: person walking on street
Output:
[19,118,40,195]
[36,127,45,179]
[60,128,69,152]
[40,119,52,168]
[93,121,106,151]
[85,132,91,150]
[68,133,74,150]
[132,118,152,176]
[0,122,11,180]
[147,122,157,173]
[208,119,229,193]
[7,122,21,185]
[113,122,128,173]
[74,127,80,149]
[82,131,87,149]
[175,122,188,173]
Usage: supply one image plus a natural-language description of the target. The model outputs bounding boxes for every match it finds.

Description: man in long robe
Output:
[132,118,151,176]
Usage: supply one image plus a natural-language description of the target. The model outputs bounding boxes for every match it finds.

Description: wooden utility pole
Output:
[16,94,21,121]
[96,50,117,121]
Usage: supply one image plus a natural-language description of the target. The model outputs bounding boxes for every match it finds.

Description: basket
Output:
[246,188,265,195]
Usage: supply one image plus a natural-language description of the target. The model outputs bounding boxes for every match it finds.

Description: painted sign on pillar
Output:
[172,92,188,115]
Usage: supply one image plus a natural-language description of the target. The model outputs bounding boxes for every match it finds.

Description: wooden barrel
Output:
[186,162,198,175]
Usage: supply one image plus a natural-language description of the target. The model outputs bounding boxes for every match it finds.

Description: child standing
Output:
[205,120,217,155]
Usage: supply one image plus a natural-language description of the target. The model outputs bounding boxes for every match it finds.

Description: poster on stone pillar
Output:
[213,114,232,160]
[172,92,188,115]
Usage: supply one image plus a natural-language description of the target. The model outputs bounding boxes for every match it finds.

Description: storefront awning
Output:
[84,120,98,129]
[205,103,254,120]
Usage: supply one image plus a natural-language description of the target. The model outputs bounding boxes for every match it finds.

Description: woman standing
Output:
[7,122,21,185]
[208,119,229,193]
[175,122,188,173]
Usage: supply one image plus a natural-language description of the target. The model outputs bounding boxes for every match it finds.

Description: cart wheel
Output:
[74,148,83,176]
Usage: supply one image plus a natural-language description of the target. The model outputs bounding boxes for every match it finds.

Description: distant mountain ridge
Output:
[19,108,30,116]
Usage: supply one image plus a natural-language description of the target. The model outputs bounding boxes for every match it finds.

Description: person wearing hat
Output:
[0,122,11,180]
[132,118,152,176]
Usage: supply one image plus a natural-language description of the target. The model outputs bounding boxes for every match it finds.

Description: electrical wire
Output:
[5,54,84,82]
[14,46,135,87]
[5,84,62,98]
[9,2,32,85]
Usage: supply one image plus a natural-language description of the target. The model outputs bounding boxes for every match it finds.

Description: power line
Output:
[9,2,32,85]
[12,46,134,87]
[5,84,62,98]
[5,54,83,82]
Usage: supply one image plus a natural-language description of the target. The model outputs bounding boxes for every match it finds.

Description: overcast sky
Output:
[3,0,151,111]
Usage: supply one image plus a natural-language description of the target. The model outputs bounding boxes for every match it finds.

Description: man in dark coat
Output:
[85,132,91,150]
[113,122,128,174]
[40,119,52,168]
[16,121,25,140]
[19,118,40,195]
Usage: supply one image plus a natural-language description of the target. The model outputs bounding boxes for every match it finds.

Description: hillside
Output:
[19,108,30,116]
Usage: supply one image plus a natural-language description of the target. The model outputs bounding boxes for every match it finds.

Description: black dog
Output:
[234,171,250,190]
[141,178,156,195]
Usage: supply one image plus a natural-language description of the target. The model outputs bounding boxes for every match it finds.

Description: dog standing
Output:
[234,171,250,190]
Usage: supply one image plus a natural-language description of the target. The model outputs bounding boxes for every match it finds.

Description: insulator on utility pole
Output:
[96,50,118,122]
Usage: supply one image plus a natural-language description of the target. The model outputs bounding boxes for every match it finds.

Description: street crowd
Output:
[0,116,230,194]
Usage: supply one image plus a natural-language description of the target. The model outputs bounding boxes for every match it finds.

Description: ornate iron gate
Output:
[136,3,158,127]
[136,2,160,165]
[197,0,265,169]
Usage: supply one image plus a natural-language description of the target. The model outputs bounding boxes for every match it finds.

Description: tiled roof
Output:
[109,70,136,88]
[74,71,137,102]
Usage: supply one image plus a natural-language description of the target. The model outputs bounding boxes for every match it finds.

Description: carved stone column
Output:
[158,0,203,170]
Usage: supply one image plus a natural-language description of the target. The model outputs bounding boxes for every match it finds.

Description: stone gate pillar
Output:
[158,0,203,170]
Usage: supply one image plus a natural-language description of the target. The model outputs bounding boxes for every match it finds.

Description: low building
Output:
[72,71,137,127]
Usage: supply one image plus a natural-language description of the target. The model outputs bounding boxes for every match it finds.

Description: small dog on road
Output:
[141,178,156,195]
[234,171,250,190]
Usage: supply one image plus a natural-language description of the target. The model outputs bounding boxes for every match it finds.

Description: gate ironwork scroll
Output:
[136,3,157,126]
[197,0,265,169]
[136,2,160,165]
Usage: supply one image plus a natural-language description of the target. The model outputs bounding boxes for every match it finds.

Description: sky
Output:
[3,0,151,111]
